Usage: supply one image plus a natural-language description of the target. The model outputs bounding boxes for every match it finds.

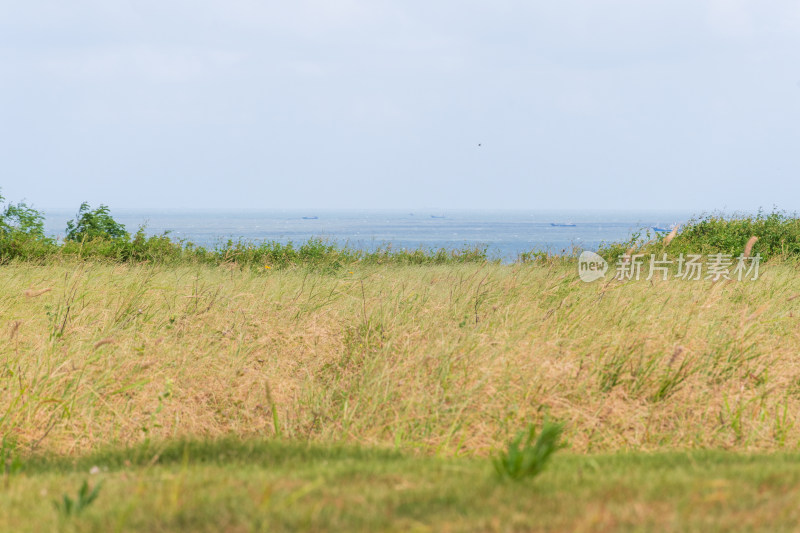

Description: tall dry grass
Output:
[2,259,800,456]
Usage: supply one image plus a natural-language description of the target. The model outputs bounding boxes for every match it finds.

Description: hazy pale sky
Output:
[1,1,799,210]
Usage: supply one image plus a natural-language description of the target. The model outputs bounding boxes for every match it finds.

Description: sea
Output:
[41,209,696,261]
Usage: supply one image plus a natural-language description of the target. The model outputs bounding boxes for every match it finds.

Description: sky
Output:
[1,0,799,211]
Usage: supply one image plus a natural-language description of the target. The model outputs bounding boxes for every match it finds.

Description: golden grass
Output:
[663,225,679,246]
[23,287,51,298]
[2,259,800,456]
[744,235,759,258]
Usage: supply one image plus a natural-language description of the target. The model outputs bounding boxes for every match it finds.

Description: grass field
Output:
[4,439,800,532]
[3,258,800,530]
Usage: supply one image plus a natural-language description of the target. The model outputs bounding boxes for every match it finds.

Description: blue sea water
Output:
[41,209,695,261]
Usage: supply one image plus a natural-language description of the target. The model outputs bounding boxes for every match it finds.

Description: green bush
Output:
[598,210,800,262]
[0,190,47,238]
[65,202,128,242]
[0,191,56,262]
[1,202,46,238]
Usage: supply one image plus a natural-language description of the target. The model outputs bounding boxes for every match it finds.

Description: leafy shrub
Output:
[66,202,128,242]
[598,210,800,262]
[1,202,46,237]
[0,191,55,262]
[667,210,800,259]
[0,190,46,237]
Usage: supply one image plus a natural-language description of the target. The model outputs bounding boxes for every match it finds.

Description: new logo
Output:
[578,251,608,282]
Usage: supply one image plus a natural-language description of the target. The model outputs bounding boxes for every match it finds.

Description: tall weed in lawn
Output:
[493,421,565,481]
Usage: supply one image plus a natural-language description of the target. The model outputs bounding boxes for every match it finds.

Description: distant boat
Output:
[430,215,446,219]
[302,216,319,220]
[550,222,576,227]
[653,224,680,232]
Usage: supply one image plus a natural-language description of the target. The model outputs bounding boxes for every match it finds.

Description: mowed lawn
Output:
[4,439,800,532]
[2,259,800,530]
